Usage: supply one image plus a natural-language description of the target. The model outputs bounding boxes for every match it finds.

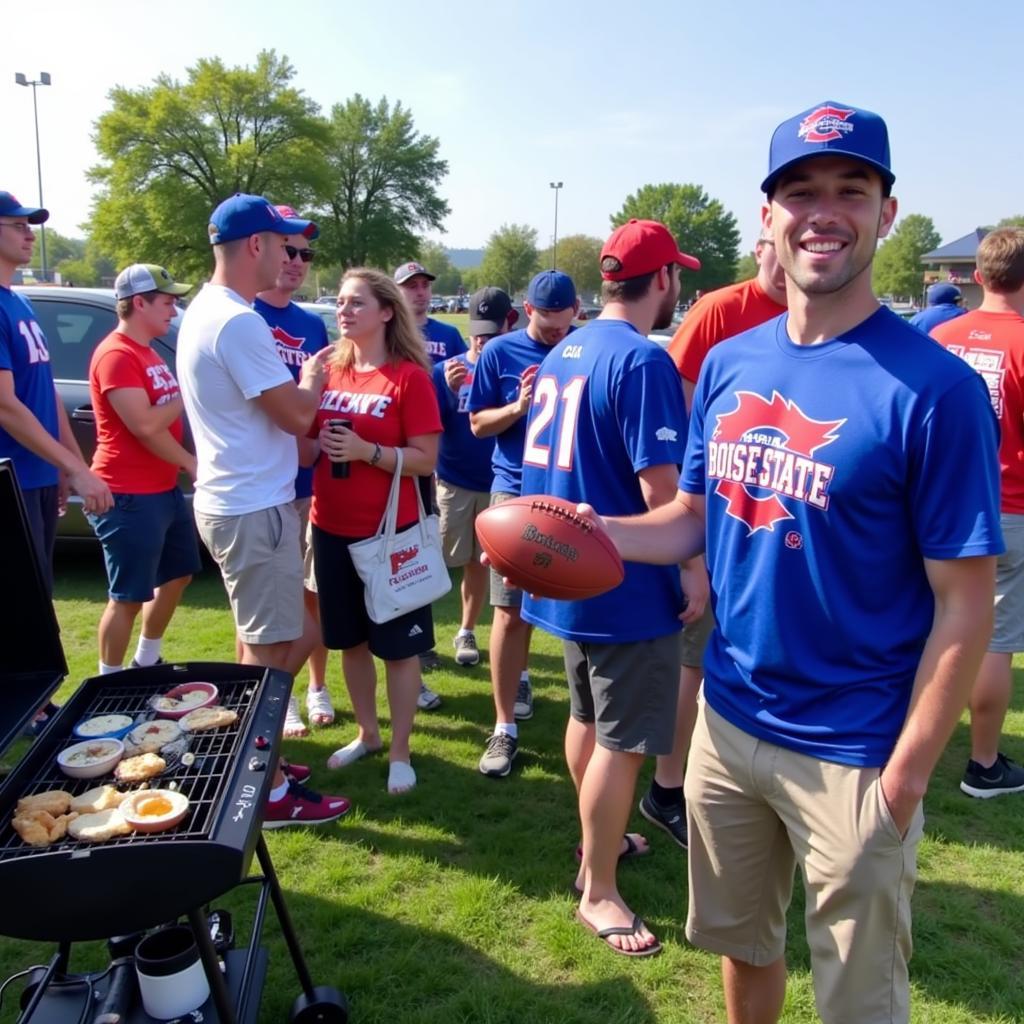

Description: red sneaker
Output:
[262,781,350,829]
[280,760,311,783]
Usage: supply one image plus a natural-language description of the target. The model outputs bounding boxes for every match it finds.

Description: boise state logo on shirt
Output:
[798,105,855,143]
[708,391,845,535]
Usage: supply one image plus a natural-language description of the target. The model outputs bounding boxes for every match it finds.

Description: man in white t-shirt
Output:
[178,193,349,829]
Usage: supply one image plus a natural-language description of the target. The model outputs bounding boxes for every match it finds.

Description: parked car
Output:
[313,295,336,305]
[296,301,340,341]
[14,286,190,540]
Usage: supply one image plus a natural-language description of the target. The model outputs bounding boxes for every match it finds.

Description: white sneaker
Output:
[283,695,308,737]
[453,631,480,666]
[417,683,442,711]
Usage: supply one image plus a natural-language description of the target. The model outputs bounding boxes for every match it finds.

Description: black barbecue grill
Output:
[0,460,347,1023]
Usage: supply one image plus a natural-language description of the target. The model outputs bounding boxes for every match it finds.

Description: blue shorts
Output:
[88,488,202,603]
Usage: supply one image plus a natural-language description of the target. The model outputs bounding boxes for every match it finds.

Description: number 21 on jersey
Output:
[523,375,586,471]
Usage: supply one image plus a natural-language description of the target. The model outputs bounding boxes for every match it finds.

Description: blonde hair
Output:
[328,268,431,373]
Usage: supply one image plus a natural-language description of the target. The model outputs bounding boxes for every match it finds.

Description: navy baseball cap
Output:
[207,193,314,245]
[526,270,577,310]
[927,283,962,306]
[0,191,48,224]
[761,101,895,195]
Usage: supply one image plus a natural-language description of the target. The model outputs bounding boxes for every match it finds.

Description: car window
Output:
[29,299,116,381]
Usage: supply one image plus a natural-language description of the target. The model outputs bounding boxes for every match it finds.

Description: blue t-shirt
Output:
[467,328,562,495]
[521,319,688,643]
[908,303,966,334]
[422,318,466,364]
[682,306,1003,767]
[254,298,329,500]
[0,287,59,490]
[433,354,494,492]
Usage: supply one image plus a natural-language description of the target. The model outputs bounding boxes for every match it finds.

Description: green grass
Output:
[1,550,1023,1022]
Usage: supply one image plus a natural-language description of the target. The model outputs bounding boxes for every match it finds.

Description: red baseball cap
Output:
[600,219,700,280]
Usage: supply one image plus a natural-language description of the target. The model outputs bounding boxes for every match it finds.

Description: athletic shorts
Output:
[311,523,435,660]
[685,699,922,1024]
[562,632,681,755]
[437,479,489,567]
[23,484,58,597]
[489,491,523,608]
[991,512,1024,652]
[679,603,715,669]
[89,488,202,603]
[195,503,303,646]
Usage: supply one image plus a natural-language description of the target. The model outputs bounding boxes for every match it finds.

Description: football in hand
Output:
[475,495,624,600]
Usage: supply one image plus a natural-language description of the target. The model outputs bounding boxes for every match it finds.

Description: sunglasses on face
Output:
[284,245,315,263]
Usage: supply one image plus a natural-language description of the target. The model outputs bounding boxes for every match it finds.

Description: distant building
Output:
[920,228,988,309]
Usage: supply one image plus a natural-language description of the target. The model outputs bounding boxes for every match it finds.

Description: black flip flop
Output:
[575,909,662,958]
[574,831,650,863]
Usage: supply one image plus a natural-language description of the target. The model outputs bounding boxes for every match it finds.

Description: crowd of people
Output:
[2,95,1024,1022]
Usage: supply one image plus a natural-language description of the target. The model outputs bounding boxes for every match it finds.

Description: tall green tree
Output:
[734,250,758,283]
[872,214,941,300]
[610,184,740,299]
[538,234,603,297]
[88,50,330,280]
[997,215,1024,228]
[417,241,462,294]
[479,225,539,296]
[319,95,448,269]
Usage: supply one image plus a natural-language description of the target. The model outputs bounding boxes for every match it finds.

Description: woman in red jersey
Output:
[309,268,442,794]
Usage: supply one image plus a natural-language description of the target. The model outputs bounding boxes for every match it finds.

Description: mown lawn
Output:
[1,548,1022,1023]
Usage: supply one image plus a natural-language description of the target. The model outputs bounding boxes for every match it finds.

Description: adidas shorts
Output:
[310,522,435,660]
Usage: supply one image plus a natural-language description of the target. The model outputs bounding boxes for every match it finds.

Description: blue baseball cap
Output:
[0,191,48,224]
[927,283,962,306]
[207,193,315,245]
[526,270,577,310]
[761,101,894,195]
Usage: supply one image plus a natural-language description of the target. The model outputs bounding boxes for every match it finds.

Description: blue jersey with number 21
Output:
[521,318,688,643]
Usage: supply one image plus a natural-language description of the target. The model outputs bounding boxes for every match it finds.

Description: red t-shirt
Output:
[310,359,442,537]
[668,277,786,382]
[89,332,184,493]
[932,310,1024,514]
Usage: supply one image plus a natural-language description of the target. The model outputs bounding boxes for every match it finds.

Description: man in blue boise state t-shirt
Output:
[433,286,515,669]
[394,258,467,687]
[254,205,332,739]
[600,104,1002,1021]
[521,220,701,958]
[0,189,112,593]
[467,270,579,777]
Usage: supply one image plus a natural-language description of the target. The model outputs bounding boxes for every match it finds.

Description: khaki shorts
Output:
[437,479,489,567]
[489,491,523,608]
[196,503,304,645]
[685,699,923,1024]
[679,603,714,668]
[294,496,317,592]
[991,512,1024,652]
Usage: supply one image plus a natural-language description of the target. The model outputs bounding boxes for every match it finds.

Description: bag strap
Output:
[372,447,404,552]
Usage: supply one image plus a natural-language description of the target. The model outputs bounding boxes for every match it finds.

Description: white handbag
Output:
[348,447,452,624]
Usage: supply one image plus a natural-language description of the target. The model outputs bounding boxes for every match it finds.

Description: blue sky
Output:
[5,0,1021,257]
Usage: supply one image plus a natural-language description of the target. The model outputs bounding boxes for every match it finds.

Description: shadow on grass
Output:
[254,891,662,1024]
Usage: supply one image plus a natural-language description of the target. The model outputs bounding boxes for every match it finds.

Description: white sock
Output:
[268,780,290,802]
[134,635,163,666]
[99,661,122,675]
[456,627,473,638]
[520,671,530,683]
[495,722,517,739]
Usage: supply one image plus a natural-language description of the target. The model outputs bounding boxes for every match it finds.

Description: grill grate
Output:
[1,676,262,859]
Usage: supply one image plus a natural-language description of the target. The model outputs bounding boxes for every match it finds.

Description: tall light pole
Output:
[549,181,563,269]
[15,72,51,283]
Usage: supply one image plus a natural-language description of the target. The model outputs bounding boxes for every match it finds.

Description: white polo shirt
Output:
[177,284,297,515]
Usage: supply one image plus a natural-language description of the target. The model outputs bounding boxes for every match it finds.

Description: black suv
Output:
[14,286,188,540]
